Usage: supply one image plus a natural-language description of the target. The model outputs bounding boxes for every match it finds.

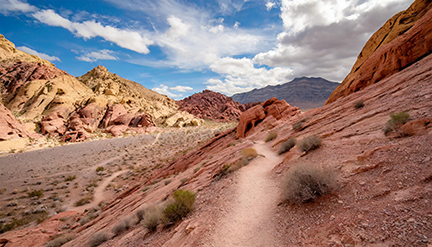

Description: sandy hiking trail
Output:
[208,141,283,247]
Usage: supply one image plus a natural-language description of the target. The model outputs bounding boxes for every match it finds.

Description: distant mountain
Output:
[232,77,339,109]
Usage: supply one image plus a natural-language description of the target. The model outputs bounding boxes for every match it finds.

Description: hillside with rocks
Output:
[0,36,202,146]
[1,0,432,246]
[232,77,339,109]
[177,90,247,122]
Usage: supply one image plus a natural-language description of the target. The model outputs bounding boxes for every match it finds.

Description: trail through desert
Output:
[208,142,282,247]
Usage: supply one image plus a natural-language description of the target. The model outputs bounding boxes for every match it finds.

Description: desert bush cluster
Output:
[297,136,322,153]
[354,99,365,109]
[292,119,306,131]
[284,164,337,204]
[88,231,109,247]
[278,138,296,155]
[383,111,411,136]
[265,131,277,142]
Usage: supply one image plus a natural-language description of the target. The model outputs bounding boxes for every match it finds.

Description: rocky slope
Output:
[326,0,432,104]
[177,90,247,122]
[0,36,202,144]
[232,77,339,109]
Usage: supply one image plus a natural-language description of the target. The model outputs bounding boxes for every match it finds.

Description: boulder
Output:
[0,103,35,141]
[68,103,107,132]
[40,112,67,137]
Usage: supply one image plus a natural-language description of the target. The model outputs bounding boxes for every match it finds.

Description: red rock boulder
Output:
[0,103,35,140]
[40,112,67,137]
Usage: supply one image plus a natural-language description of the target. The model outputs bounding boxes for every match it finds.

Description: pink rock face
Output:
[0,103,35,140]
[61,130,90,142]
[177,90,246,122]
[236,98,300,138]
[100,104,128,128]
[40,112,67,137]
[69,103,107,132]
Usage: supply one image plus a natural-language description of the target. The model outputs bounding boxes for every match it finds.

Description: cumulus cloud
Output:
[76,49,117,62]
[170,86,193,92]
[0,0,37,14]
[266,1,276,11]
[152,84,182,98]
[32,9,153,54]
[16,46,61,62]
[205,57,292,95]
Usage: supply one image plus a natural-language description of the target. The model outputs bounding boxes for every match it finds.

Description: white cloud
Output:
[16,46,61,62]
[76,49,117,62]
[0,0,37,14]
[209,25,225,34]
[166,16,191,39]
[265,1,276,11]
[152,84,182,98]
[205,57,293,95]
[32,9,153,54]
[234,21,240,29]
[170,86,193,92]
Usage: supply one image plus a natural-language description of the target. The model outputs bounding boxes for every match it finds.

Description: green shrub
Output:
[265,131,277,142]
[284,164,336,204]
[354,100,365,109]
[384,111,411,136]
[112,218,131,236]
[278,138,297,155]
[298,136,322,153]
[88,231,109,247]
[96,166,104,172]
[142,206,162,232]
[163,190,196,223]
[28,189,44,198]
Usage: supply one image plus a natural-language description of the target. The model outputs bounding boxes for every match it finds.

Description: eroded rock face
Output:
[177,90,246,122]
[0,103,35,141]
[326,0,432,104]
[236,97,300,138]
[40,112,67,137]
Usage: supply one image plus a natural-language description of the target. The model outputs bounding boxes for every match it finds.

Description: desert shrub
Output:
[354,100,365,109]
[142,206,162,232]
[384,111,411,136]
[96,166,104,172]
[278,138,297,155]
[88,231,109,247]
[28,189,44,198]
[241,148,258,160]
[112,218,131,236]
[135,207,146,222]
[265,131,278,142]
[74,195,93,207]
[164,179,172,185]
[292,120,305,131]
[284,164,336,204]
[297,136,322,153]
[163,190,196,223]
[65,175,76,182]
[46,234,74,247]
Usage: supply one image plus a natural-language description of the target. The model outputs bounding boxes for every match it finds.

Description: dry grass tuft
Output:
[265,131,278,142]
[297,136,322,153]
[163,190,196,223]
[142,206,162,232]
[88,231,109,247]
[278,138,296,155]
[112,218,131,236]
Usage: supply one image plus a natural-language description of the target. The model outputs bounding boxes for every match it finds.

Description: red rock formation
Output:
[326,0,432,104]
[0,103,36,140]
[177,90,246,122]
[236,97,300,138]
[68,103,107,133]
[40,112,67,137]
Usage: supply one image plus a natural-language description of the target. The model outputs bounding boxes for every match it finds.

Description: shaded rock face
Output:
[232,77,339,110]
[236,97,300,138]
[326,0,432,104]
[0,103,36,141]
[177,90,246,122]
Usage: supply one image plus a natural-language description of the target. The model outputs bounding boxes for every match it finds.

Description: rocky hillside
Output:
[177,90,247,122]
[326,0,432,104]
[232,77,339,109]
[0,36,202,144]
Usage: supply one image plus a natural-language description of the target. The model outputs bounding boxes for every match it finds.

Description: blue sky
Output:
[0,0,414,99]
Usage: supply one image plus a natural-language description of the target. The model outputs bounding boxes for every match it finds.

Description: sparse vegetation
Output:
[28,189,44,198]
[88,231,109,247]
[292,119,306,131]
[384,111,411,136]
[96,166,105,172]
[265,131,278,142]
[297,136,322,153]
[284,164,337,204]
[112,218,131,236]
[241,148,258,160]
[163,190,196,223]
[46,234,74,247]
[164,179,172,185]
[278,138,297,155]
[74,195,94,207]
[354,99,365,109]
[65,175,76,182]
[142,206,162,232]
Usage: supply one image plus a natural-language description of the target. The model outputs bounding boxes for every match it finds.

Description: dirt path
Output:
[208,141,283,247]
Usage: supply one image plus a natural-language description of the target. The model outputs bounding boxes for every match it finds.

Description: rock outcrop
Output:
[177,90,246,122]
[236,97,300,138]
[0,103,37,141]
[233,77,339,109]
[326,0,432,104]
